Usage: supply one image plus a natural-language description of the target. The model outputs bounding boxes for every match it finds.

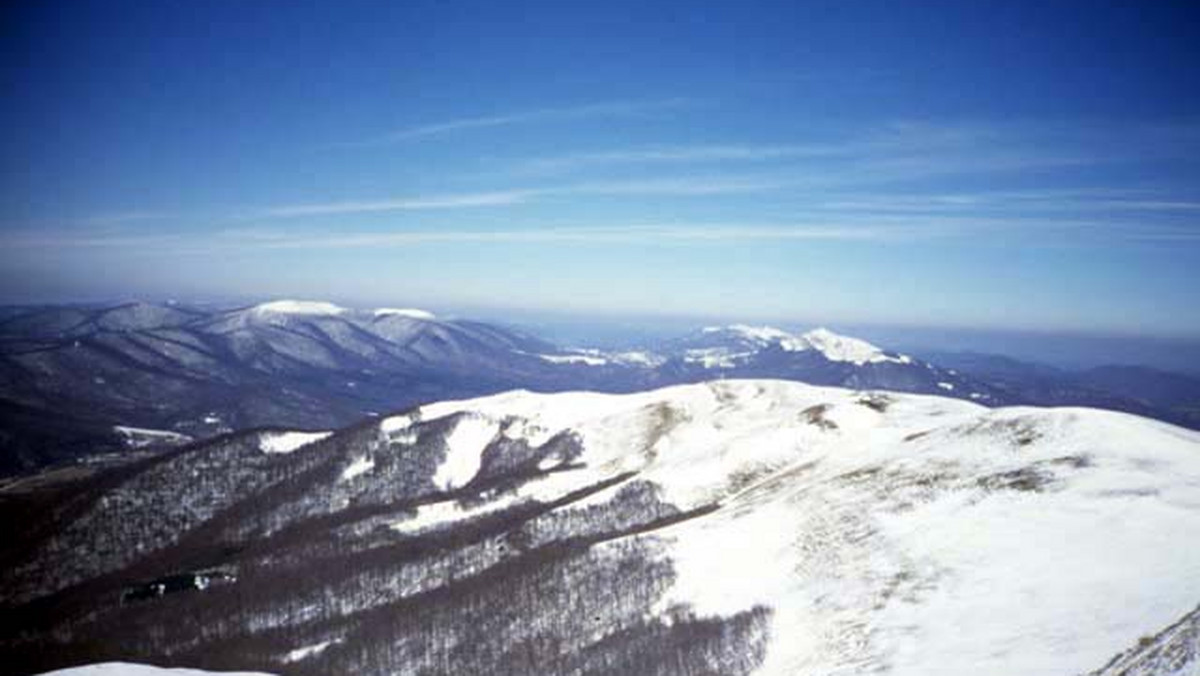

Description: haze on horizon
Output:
[2,1,1199,339]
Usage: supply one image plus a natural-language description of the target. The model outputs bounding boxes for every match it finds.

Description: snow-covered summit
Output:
[251,300,347,316]
[703,324,800,345]
[391,381,1200,676]
[373,308,436,320]
[697,324,910,365]
[798,326,910,365]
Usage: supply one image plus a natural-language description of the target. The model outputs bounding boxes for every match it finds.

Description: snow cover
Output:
[258,431,331,454]
[704,324,800,347]
[610,350,663,367]
[38,663,278,676]
[429,414,498,490]
[403,380,1200,676]
[538,353,609,366]
[683,347,750,368]
[798,326,910,364]
[282,639,340,663]
[389,494,519,534]
[251,300,346,316]
[538,349,663,368]
[339,455,375,482]
[113,426,192,448]
[380,413,414,433]
[373,308,435,320]
[697,325,911,366]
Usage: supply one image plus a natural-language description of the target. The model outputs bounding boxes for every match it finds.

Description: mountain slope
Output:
[926,352,1200,430]
[4,381,1199,675]
[0,301,574,474]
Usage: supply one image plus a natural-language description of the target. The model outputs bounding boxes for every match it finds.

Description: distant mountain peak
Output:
[698,324,911,366]
[373,308,436,320]
[251,300,347,316]
[798,327,909,365]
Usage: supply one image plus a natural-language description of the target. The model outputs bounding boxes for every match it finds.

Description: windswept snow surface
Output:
[258,431,331,454]
[372,308,435,320]
[39,663,278,676]
[398,380,1200,676]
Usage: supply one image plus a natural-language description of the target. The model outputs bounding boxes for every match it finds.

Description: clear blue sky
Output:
[3,0,1199,336]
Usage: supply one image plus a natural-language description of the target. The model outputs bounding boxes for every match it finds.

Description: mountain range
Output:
[4,380,1199,675]
[2,300,1197,476]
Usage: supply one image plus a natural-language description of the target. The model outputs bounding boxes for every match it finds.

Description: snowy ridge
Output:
[258,430,331,454]
[798,326,911,364]
[694,324,911,365]
[113,426,193,449]
[372,308,435,320]
[250,300,347,316]
[1089,602,1200,676]
[398,381,1200,675]
[14,380,1200,675]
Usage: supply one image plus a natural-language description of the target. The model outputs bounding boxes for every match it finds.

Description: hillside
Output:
[4,381,1199,675]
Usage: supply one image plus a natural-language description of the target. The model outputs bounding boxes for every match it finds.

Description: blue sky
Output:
[3,1,1199,337]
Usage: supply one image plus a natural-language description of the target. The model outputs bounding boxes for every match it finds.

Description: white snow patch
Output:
[380,414,419,444]
[259,431,331,454]
[539,353,609,366]
[700,324,912,365]
[373,307,435,320]
[610,350,664,367]
[113,426,192,448]
[252,300,346,316]
[683,347,749,368]
[937,381,955,391]
[389,494,519,534]
[340,455,375,482]
[431,415,498,490]
[706,324,802,348]
[283,639,340,663]
[799,327,908,365]
[380,412,420,440]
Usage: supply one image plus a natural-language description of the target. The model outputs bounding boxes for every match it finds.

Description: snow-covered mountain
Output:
[654,324,1008,403]
[675,324,912,366]
[2,302,1195,476]
[5,381,1199,675]
[0,300,571,473]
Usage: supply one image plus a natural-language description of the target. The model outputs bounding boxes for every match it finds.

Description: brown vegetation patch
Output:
[799,404,838,430]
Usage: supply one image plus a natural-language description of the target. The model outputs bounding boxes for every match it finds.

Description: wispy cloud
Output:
[508,143,846,175]
[14,211,1196,255]
[342,99,691,147]
[0,221,948,253]
[80,211,173,225]
[261,190,534,217]
[260,176,788,217]
[222,223,920,249]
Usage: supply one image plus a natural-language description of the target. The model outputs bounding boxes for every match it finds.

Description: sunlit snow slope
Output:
[407,381,1200,675]
[7,381,1200,675]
